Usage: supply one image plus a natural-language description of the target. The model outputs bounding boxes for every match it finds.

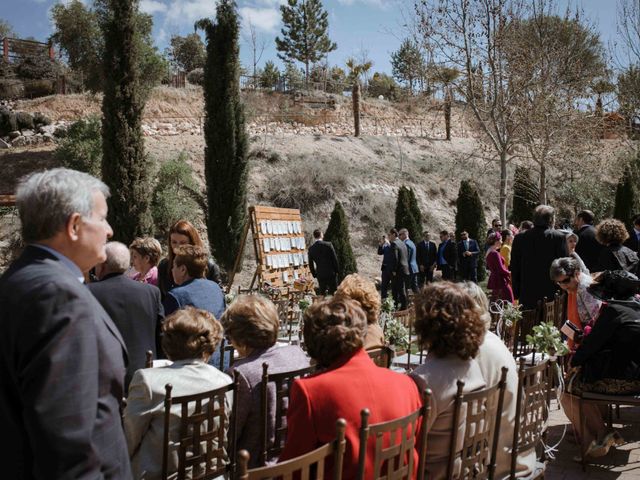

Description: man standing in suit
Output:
[487,218,503,238]
[0,168,132,479]
[457,231,480,283]
[437,230,458,280]
[398,228,419,293]
[416,231,437,287]
[387,228,410,309]
[624,215,640,254]
[511,205,568,309]
[307,229,340,295]
[378,233,393,300]
[89,242,164,392]
[574,210,603,272]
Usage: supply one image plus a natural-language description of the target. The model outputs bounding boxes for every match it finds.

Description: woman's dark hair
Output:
[549,257,581,281]
[413,282,486,360]
[162,306,223,361]
[220,295,279,349]
[596,219,629,246]
[303,296,367,367]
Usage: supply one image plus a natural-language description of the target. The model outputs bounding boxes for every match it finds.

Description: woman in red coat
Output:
[486,232,514,303]
[279,296,423,479]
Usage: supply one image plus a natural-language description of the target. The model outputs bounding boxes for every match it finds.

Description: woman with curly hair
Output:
[279,296,423,479]
[335,273,385,349]
[124,307,232,479]
[596,218,639,273]
[410,282,488,479]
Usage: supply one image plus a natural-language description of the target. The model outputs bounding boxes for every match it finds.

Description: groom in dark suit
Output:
[416,231,437,287]
[0,168,132,479]
[457,231,480,283]
[308,229,340,295]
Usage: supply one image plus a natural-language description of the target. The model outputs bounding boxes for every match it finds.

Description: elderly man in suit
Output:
[574,210,603,272]
[0,168,131,479]
[457,230,480,283]
[89,242,164,392]
[388,228,410,309]
[416,230,437,287]
[398,228,419,294]
[307,228,340,295]
[511,205,568,309]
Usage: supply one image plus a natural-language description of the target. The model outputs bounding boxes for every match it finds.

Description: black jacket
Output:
[457,238,480,267]
[389,238,410,275]
[158,256,221,298]
[0,246,132,479]
[437,240,458,270]
[308,240,340,279]
[625,231,640,253]
[416,240,437,269]
[510,225,568,309]
[598,244,639,273]
[573,300,640,382]
[575,225,604,272]
[88,273,164,391]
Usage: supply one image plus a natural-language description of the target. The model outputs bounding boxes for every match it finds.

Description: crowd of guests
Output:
[4,167,640,479]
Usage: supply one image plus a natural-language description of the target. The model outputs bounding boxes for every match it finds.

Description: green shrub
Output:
[0,109,17,136]
[0,79,24,99]
[16,55,62,80]
[23,79,56,98]
[186,68,204,85]
[368,72,400,101]
[0,58,15,78]
[54,116,102,177]
[324,200,358,280]
[15,112,34,130]
[33,112,52,126]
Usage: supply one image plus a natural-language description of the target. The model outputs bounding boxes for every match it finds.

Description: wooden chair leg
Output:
[580,398,587,472]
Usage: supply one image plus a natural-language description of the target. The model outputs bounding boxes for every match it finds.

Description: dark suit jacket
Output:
[308,240,339,279]
[88,273,164,390]
[438,240,458,270]
[624,231,640,254]
[0,246,132,479]
[575,224,604,272]
[416,240,437,270]
[510,226,568,309]
[457,238,480,267]
[388,238,410,275]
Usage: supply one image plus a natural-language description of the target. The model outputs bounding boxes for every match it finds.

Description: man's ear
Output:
[66,213,82,241]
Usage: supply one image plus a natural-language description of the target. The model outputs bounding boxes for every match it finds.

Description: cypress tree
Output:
[395,186,421,241]
[324,201,357,280]
[455,180,487,280]
[613,158,639,232]
[101,0,152,241]
[511,166,539,225]
[198,0,248,271]
[408,187,423,240]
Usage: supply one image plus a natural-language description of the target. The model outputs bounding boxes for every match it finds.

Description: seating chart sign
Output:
[249,205,312,289]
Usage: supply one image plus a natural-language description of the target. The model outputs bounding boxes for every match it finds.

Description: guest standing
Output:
[377,234,393,300]
[499,228,513,268]
[486,232,514,303]
[0,168,131,479]
[437,230,458,281]
[416,230,437,287]
[307,228,340,295]
[596,219,639,273]
[574,210,603,272]
[457,230,480,282]
[129,236,162,286]
[399,227,419,293]
[388,228,410,309]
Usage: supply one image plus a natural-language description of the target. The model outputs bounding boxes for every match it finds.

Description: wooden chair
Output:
[367,346,394,369]
[510,357,554,479]
[145,350,154,368]
[553,292,567,329]
[161,374,239,480]
[259,362,317,466]
[541,297,555,325]
[356,388,431,480]
[238,418,347,480]
[512,308,540,358]
[446,367,508,480]
[217,337,235,372]
[393,308,423,370]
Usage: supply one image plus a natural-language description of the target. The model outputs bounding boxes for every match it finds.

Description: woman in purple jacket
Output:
[486,232,514,302]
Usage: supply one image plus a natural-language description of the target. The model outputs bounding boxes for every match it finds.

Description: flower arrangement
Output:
[500,301,522,328]
[384,318,409,352]
[381,294,395,314]
[298,295,312,312]
[526,321,569,357]
[224,292,236,305]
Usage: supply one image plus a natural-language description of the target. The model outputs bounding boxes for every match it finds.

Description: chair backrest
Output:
[542,297,555,324]
[238,418,347,480]
[513,308,539,358]
[356,389,431,480]
[553,292,567,329]
[259,362,317,465]
[145,350,153,369]
[367,346,394,369]
[510,357,554,479]
[217,338,235,372]
[393,308,416,370]
[161,374,239,480]
[446,367,508,480]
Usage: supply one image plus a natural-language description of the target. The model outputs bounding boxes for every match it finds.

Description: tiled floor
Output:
[546,401,640,479]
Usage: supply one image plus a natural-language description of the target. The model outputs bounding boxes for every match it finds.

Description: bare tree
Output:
[617,0,640,64]
[243,17,266,82]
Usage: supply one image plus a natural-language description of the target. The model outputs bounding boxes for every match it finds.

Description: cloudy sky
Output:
[2,0,621,74]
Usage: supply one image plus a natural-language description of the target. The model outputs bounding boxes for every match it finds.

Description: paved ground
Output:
[546,401,640,479]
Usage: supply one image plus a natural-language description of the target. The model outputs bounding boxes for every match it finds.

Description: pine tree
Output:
[101,0,152,241]
[395,186,421,241]
[324,201,357,280]
[390,39,424,95]
[511,166,539,225]
[455,180,487,281]
[198,0,248,271]
[275,0,337,85]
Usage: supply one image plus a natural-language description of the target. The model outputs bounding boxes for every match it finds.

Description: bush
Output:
[33,112,52,126]
[0,58,15,78]
[368,72,400,101]
[187,68,204,86]
[0,109,18,136]
[16,55,62,80]
[0,79,25,99]
[151,152,204,237]
[324,201,358,280]
[54,116,102,177]
[23,79,56,98]
[15,112,34,130]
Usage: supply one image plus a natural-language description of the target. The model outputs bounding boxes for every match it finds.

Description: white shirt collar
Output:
[31,244,85,283]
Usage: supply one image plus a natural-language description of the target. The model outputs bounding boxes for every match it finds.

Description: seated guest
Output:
[221,295,309,467]
[124,307,232,480]
[596,219,639,273]
[157,219,222,298]
[335,273,385,350]
[462,282,536,480]
[561,270,640,459]
[550,257,601,352]
[129,236,162,286]
[89,242,164,391]
[280,297,423,479]
[486,232,514,302]
[410,282,487,479]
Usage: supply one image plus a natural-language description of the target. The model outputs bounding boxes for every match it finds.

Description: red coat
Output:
[279,348,423,479]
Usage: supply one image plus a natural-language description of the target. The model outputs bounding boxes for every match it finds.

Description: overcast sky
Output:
[2,0,623,74]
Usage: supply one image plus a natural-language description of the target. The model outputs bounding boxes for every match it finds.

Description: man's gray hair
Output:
[16,168,110,243]
[533,205,554,227]
[549,257,580,281]
[104,242,130,273]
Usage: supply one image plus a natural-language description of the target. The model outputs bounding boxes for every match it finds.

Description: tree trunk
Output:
[352,81,360,137]
[499,150,508,225]
[539,163,547,204]
[305,60,309,90]
[444,86,452,141]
